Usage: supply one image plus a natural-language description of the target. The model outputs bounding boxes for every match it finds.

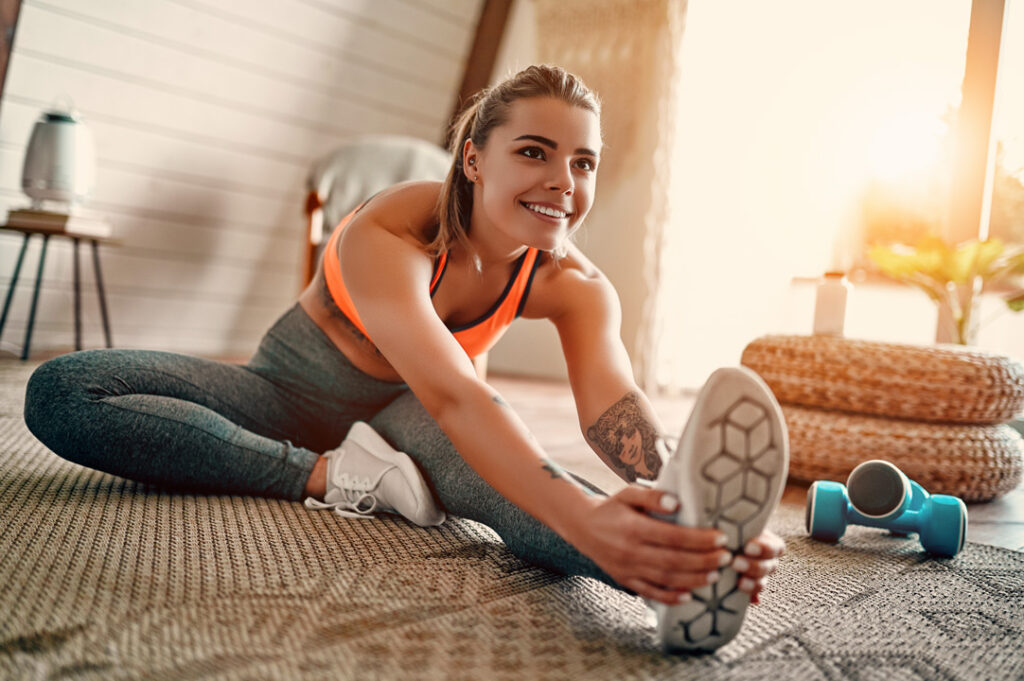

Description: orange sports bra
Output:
[323,206,542,359]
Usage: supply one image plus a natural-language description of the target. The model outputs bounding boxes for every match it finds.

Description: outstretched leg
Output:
[369,390,622,590]
[24,348,323,499]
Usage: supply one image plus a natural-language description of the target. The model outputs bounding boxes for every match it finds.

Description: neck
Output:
[466,212,529,269]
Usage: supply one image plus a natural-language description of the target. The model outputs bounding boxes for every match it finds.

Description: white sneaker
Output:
[304,422,446,527]
[649,366,789,653]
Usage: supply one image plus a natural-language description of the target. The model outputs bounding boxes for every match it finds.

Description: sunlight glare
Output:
[869,113,945,183]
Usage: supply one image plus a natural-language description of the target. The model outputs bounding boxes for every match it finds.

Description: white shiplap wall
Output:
[0,0,482,357]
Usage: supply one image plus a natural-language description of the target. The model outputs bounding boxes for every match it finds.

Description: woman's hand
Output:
[569,486,732,606]
[731,529,785,604]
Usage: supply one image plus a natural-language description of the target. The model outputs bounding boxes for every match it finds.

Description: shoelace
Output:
[303,468,392,519]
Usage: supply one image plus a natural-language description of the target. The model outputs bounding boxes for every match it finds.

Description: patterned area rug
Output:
[1,360,1022,680]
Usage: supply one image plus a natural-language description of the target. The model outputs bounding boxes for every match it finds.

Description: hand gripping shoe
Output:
[304,421,446,527]
[650,366,789,653]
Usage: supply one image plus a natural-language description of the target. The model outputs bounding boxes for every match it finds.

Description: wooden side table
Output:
[0,224,116,360]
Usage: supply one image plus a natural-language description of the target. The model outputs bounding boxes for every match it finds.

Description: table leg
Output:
[73,237,81,351]
[90,240,112,348]
[22,233,50,361]
[0,233,30,343]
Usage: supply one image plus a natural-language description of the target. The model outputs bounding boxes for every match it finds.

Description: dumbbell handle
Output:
[847,503,924,534]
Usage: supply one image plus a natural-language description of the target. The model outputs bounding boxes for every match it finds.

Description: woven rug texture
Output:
[1,360,1022,680]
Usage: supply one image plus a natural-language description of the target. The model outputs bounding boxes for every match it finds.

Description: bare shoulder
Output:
[351,181,442,245]
[522,242,619,322]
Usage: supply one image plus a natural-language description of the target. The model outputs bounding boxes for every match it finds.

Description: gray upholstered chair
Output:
[303,135,451,287]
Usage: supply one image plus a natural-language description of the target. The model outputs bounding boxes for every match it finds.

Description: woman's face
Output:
[465,97,601,253]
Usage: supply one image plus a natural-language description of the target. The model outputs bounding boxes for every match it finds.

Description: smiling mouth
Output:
[521,202,572,219]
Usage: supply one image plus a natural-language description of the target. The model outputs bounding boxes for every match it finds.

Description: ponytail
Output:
[431,94,482,260]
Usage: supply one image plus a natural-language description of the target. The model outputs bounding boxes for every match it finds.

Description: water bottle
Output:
[813,271,851,336]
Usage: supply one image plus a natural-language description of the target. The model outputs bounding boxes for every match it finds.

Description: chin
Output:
[530,235,566,253]
[523,224,570,251]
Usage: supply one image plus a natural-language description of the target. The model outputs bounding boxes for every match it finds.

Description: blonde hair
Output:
[433,64,601,261]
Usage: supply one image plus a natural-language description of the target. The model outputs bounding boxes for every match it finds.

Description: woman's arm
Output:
[540,257,665,484]
[537,248,785,602]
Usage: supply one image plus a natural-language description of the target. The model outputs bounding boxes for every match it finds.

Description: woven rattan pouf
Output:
[781,404,1023,502]
[741,335,1024,423]
[741,335,1024,501]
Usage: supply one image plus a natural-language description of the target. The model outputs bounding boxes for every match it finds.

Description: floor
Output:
[489,372,1024,552]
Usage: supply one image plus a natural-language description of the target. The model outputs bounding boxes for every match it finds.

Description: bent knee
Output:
[23,351,106,449]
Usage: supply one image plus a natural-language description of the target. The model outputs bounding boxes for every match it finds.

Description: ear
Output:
[462,139,479,183]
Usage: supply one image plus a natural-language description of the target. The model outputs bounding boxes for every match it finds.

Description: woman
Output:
[24,65,786,653]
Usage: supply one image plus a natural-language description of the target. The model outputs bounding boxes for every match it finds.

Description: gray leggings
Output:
[23,304,617,588]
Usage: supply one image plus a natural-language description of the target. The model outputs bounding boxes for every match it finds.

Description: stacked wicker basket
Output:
[741,335,1024,502]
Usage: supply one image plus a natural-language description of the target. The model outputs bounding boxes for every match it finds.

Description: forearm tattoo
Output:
[585,391,663,482]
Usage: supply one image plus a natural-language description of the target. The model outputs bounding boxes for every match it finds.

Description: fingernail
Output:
[676,592,692,604]
[715,534,728,547]
[660,494,680,512]
[732,556,750,572]
[706,571,720,585]
[739,577,756,593]
[744,542,762,557]
[717,552,731,567]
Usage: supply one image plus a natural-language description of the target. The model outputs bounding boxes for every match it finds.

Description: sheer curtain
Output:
[649,0,970,391]
[533,0,972,392]
[533,0,688,389]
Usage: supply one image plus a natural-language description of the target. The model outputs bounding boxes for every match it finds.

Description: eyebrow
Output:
[513,134,599,158]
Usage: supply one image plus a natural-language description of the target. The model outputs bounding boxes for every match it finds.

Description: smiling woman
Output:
[23,64,788,655]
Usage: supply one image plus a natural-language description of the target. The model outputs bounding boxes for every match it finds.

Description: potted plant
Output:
[868,236,1024,345]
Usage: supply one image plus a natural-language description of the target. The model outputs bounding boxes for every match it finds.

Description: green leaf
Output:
[869,243,943,281]
[967,239,1005,278]
[1006,290,1024,312]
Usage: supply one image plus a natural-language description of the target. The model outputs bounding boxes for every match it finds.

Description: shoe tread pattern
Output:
[665,394,784,653]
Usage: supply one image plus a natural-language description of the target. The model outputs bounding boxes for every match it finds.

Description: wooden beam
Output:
[946,0,1006,243]
[936,0,1006,343]
[446,0,514,145]
[0,0,21,118]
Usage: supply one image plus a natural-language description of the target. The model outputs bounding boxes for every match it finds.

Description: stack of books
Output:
[5,208,113,239]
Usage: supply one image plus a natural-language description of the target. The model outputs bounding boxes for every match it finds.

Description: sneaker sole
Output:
[347,422,446,527]
[652,366,789,653]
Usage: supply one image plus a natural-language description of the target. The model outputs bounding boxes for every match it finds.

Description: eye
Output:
[574,157,597,172]
[518,146,546,160]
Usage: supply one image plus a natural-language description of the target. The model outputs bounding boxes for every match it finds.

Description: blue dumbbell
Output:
[806,459,967,557]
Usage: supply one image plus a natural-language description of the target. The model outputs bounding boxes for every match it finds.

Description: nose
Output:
[546,162,574,195]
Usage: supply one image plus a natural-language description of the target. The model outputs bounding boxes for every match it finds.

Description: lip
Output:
[520,201,573,222]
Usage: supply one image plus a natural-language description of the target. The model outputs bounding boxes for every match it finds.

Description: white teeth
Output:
[524,202,568,219]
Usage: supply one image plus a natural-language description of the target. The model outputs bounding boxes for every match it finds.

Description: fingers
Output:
[604,488,783,606]
[635,514,727,552]
[731,556,779,579]
[732,530,784,584]
[741,530,786,559]
[613,486,727,551]
[633,542,732,575]
[633,551,726,591]
[738,575,766,603]
[614,485,683,515]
